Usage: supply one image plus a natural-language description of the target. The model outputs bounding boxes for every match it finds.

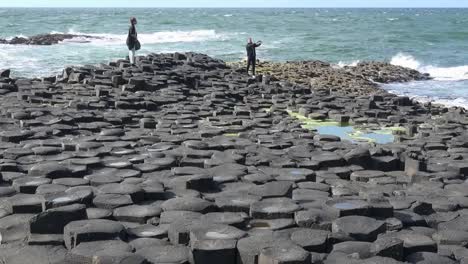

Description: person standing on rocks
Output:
[246,38,262,77]
[126,17,140,65]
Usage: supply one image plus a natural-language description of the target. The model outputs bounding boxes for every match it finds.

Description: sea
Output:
[1,8,468,108]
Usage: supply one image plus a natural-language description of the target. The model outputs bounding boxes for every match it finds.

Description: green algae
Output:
[224,133,240,137]
[286,110,343,127]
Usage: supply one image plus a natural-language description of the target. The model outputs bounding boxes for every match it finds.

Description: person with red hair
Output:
[126,17,139,64]
[246,37,262,77]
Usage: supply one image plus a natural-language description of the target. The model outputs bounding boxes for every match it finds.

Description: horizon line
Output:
[1,6,468,9]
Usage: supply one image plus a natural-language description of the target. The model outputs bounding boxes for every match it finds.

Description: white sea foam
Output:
[54,28,226,45]
[390,52,468,81]
[336,60,360,68]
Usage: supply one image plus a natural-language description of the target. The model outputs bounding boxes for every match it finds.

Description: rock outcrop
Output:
[0,52,465,264]
[229,59,431,95]
[0,33,101,45]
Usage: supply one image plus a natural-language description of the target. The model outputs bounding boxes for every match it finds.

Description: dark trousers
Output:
[247,57,256,75]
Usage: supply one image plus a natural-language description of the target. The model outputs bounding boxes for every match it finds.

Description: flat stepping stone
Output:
[32,146,62,155]
[1,245,67,264]
[190,224,246,241]
[332,215,386,242]
[291,229,330,252]
[201,212,248,228]
[93,193,133,209]
[438,215,468,232]
[330,241,373,259]
[161,197,216,213]
[258,240,311,264]
[102,159,133,169]
[276,168,316,182]
[28,162,72,179]
[3,148,33,159]
[248,181,293,198]
[243,173,274,184]
[70,157,102,166]
[237,233,277,264]
[63,219,126,249]
[3,193,45,213]
[12,177,51,194]
[405,252,457,264]
[0,213,35,243]
[86,207,113,219]
[76,141,104,151]
[129,238,170,251]
[1,172,26,183]
[324,199,370,217]
[52,177,89,187]
[115,169,142,178]
[45,186,93,208]
[86,174,122,186]
[249,218,296,231]
[370,236,404,261]
[350,170,386,182]
[141,180,166,200]
[250,198,301,219]
[35,184,68,195]
[292,188,330,203]
[432,229,468,247]
[295,208,334,230]
[127,224,168,239]
[98,183,144,203]
[69,240,135,262]
[113,204,162,224]
[0,186,16,197]
[311,153,345,168]
[394,210,427,227]
[160,211,202,224]
[168,219,204,246]
[380,230,437,256]
[100,128,125,136]
[136,245,189,264]
[29,203,87,234]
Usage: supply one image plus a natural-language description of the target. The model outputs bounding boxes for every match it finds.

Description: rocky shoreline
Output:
[0,33,101,45]
[0,53,467,264]
[229,60,431,95]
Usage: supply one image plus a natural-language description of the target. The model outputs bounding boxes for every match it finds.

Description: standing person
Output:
[246,38,262,77]
[126,17,140,64]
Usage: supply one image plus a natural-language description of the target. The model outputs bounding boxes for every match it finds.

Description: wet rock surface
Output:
[0,33,102,45]
[0,52,464,263]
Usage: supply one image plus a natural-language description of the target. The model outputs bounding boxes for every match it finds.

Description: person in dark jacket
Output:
[246,37,262,77]
[126,17,138,64]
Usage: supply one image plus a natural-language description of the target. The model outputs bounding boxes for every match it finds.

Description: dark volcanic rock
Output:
[0,33,102,45]
[0,51,459,263]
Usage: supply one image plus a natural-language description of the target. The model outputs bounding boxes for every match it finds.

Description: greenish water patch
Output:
[287,111,400,144]
[223,133,240,137]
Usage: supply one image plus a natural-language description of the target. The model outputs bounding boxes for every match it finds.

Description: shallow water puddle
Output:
[287,111,400,144]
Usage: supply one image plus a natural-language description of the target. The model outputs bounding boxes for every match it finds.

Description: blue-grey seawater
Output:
[1,8,468,107]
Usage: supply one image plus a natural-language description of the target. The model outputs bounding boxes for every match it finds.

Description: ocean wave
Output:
[52,29,227,45]
[386,87,468,109]
[390,52,468,81]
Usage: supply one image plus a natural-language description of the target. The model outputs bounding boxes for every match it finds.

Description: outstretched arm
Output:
[255,41,262,47]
